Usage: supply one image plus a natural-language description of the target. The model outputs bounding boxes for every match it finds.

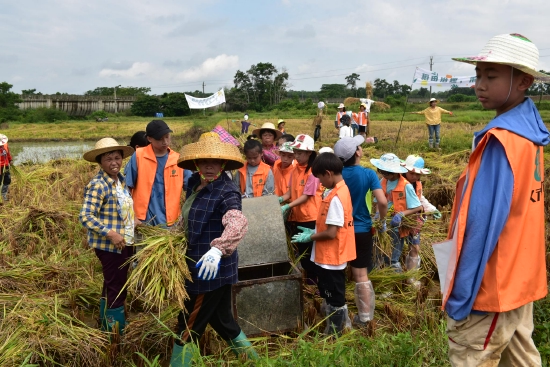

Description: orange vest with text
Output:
[290,164,322,222]
[353,111,368,126]
[238,161,271,197]
[273,159,296,197]
[133,145,183,225]
[443,128,547,312]
[314,180,356,265]
[381,176,416,238]
[336,112,346,126]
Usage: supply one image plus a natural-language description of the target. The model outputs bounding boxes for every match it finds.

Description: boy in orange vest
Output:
[442,33,549,366]
[292,153,356,335]
[234,139,274,197]
[273,142,295,197]
[370,153,422,272]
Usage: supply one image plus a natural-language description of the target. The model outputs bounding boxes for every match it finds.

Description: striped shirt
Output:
[79,169,134,253]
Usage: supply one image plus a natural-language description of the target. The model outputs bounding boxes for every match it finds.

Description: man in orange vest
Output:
[292,153,356,335]
[443,33,549,366]
[125,120,184,227]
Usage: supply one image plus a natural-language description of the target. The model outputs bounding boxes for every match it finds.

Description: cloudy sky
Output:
[1,0,549,95]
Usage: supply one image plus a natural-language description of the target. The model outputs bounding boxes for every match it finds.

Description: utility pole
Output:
[429,56,433,97]
[202,81,205,116]
[114,85,121,114]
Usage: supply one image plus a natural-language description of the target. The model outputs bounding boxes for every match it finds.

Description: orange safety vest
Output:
[272,159,296,197]
[443,129,547,312]
[290,163,322,222]
[336,112,346,126]
[381,176,417,238]
[238,161,271,197]
[353,111,368,126]
[132,145,183,225]
[314,180,356,265]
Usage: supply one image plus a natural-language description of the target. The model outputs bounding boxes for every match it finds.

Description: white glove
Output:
[196,247,223,280]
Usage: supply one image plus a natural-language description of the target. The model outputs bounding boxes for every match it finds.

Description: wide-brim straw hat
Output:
[360,103,368,109]
[401,155,431,175]
[177,132,245,171]
[290,134,315,151]
[252,122,283,140]
[452,33,550,83]
[428,98,439,104]
[337,103,345,109]
[370,153,408,174]
[0,134,7,146]
[83,137,134,163]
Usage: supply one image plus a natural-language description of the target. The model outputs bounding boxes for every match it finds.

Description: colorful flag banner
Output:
[413,67,476,88]
[185,89,226,109]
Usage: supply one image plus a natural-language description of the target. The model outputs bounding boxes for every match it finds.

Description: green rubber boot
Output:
[169,343,193,367]
[105,305,126,335]
[228,330,259,360]
[99,298,107,331]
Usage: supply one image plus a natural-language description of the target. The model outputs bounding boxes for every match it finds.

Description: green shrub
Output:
[21,107,69,123]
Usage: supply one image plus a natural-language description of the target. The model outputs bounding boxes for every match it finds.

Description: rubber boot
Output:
[324,304,347,336]
[169,343,193,367]
[228,330,259,360]
[405,255,422,288]
[105,305,126,335]
[99,298,107,330]
[353,281,375,327]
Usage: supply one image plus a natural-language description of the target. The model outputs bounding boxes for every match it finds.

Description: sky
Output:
[1,0,549,96]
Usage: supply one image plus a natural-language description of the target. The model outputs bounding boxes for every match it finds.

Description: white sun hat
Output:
[290,134,315,151]
[453,33,550,82]
[428,98,439,104]
[319,146,334,154]
[0,134,7,146]
[401,155,431,175]
[278,142,294,154]
[337,103,345,109]
[370,153,408,174]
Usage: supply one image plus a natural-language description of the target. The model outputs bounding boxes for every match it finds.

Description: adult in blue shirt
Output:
[334,135,387,327]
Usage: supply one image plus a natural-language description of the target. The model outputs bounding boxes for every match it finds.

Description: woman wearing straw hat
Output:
[410,98,453,149]
[252,122,283,166]
[169,132,258,366]
[79,138,135,335]
[0,134,12,203]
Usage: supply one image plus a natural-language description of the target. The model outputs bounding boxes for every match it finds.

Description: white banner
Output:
[413,67,476,88]
[185,89,226,109]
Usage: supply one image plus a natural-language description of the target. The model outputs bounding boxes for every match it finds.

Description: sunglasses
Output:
[377,169,393,176]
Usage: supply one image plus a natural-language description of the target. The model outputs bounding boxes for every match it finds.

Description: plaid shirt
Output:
[79,169,132,253]
[185,172,242,294]
[212,125,241,147]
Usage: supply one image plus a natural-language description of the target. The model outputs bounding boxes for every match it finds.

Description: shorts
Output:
[358,125,367,133]
[350,231,373,269]
[316,265,346,307]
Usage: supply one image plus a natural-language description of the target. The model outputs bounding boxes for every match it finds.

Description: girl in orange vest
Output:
[334,103,346,130]
[370,153,422,272]
[292,153,355,335]
[234,139,274,197]
[279,134,321,283]
[272,142,295,197]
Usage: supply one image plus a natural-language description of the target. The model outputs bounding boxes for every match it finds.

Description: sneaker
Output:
[353,314,369,328]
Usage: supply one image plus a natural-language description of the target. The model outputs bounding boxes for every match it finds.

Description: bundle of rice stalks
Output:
[0,296,109,367]
[124,226,191,312]
[312,115,323,126]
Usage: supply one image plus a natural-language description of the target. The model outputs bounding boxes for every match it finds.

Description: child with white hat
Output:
[334,103,347,130]
[370,153,422,272]
[443,33,550,366]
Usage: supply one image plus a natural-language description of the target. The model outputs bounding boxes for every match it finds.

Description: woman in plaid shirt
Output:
[169,132,258,366]
[79,138,135,335]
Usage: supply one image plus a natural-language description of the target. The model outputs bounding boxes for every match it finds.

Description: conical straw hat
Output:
[83,137,134,162]
[177,132,245,170]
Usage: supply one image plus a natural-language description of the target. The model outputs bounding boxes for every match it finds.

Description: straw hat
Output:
[252,122,283,140]
[370,153,408,174]
[453,33,550,82]
[83,137,134,163]
[360,103,368,109]
[290,134,315,151]
[337,103,345,109]
[0,134,7,146]
[278,142,294,154]
[401,155,431,174]
[428,98,439,105]
[277,119,285,126]
[177,132,244,171]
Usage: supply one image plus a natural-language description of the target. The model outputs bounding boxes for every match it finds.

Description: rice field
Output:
[0,116,549,366]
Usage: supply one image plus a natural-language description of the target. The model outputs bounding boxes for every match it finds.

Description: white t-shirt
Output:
[339,126,352,138]
[311,190,346,270]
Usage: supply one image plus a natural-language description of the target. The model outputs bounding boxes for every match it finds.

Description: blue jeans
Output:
[351,123,358,136]
[388,227,405,268]
[427,124,440,145]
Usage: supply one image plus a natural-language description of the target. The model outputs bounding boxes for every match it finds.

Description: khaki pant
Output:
[446,302,541,367]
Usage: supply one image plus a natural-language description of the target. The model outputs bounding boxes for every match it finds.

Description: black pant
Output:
[176,284,241,345]
[350,231,374,271]
[94,246,132,309]
[316,265,346,307]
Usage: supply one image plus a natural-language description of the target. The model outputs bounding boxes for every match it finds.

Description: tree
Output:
[345,73,361,97]
[130,95,160,117]
[22,88,42,95]
[85,86,151,96]
[373,78,392,99]
[319,84,347,99]
[232,62,289,110]
[527,70,550,96]
[160,92,190,117]
[0,82,21,122]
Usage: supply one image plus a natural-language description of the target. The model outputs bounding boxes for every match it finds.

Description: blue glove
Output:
[196,247,223,280]
[390,212,404,227]
[433,210,442,220]
[291,226,315,243]
[281,204,290,216]
[278,196,284,204]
